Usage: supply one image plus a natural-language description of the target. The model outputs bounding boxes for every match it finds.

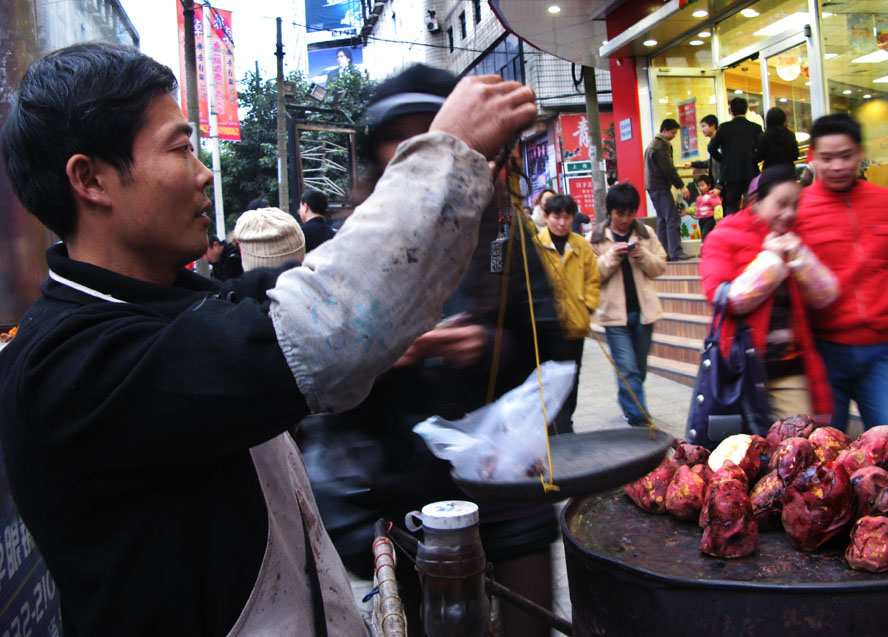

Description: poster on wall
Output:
[307,41,364,87]
[208,7,241,141]
[176,1,209,134]
[567,175,596,218]
[524,136,550,205]
[678,98,698,160]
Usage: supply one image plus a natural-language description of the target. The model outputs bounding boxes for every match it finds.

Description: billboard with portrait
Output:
[305,0,361,40]
[307,41,363,87]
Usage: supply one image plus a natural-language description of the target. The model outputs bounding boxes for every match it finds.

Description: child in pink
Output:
[695,174,721,242]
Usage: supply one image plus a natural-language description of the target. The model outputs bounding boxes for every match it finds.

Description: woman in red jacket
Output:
[700,165,838,422]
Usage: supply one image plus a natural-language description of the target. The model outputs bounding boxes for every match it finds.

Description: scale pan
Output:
[452,428,672,504]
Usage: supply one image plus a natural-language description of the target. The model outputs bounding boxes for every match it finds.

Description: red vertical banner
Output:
[208,8,241,141]
[176,0,209,135]
[678,98,698,160]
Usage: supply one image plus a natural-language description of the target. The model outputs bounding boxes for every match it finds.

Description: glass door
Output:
[649,70,720,169]
[761,35,813,154]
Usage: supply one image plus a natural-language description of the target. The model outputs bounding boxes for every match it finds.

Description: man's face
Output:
[337,51,349,67]
[609,208,635,236]
[661,128,678,141]
[812,133,863,193]
[101,93,213,275]
[374,113,437,168]
[545,210,573,238]
[298,201,309,223]
[700,122,715,138]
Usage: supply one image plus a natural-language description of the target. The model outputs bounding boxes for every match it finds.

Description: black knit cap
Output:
[362,64,458,132]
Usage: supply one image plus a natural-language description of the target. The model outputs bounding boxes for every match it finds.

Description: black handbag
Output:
[685,283,773,449]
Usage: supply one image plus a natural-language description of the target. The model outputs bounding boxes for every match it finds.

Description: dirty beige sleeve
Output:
[268,131,493,413]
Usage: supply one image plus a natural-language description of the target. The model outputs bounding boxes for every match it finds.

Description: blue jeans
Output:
[816,340,888,432]
[648,189,682,259]
[605,312,654,426]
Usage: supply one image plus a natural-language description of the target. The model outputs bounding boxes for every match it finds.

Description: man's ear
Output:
[66,154,112,208]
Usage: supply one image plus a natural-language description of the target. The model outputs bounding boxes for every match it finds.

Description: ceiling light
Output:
[603,40,609,46]
[698,31,711,37]
[824,53,838,59]
[842,89,852,94]
[690,40,704,46]
[852,49,888,64]
[733,89,743,94]
[875,76,888,83]
[643,39,658,47]
[821,12,833,18]
[864,94,872,98]
[754,12,810,37]
[779,97,788,102]
[796,132,810,143]
[547,5,561,14]
[804,81,810,86]
[741,8,760,18]
[659,98,669,103]
[709,95,716,104]
[692,10,708,18]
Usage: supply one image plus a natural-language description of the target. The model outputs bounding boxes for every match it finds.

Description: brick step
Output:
[649,333,704,366]
[665,259,701,277]
[654,312,712,340]
[658,293,712,318]
[655,275,702,295]
[647,355,698,388]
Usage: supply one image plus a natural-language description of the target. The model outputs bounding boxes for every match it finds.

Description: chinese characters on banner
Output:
[560,113,591,162]
[567,176,596,218]
[678,98,698,160]
[209,8,241,140]
[175,1,241,141]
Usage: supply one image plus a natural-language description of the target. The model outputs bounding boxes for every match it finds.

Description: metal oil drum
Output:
[561,490,888,637]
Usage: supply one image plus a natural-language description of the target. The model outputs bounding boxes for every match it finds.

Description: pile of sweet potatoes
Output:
[624,417,888,571]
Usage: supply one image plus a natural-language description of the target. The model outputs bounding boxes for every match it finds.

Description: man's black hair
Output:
[696,174,714,188]
[208,235,222,245]
[336,48,353,62]
[1,43,177,239]
[660,119,680,132]
[301,189,328,217]
[809,113,862,148]
[700,114,718,128]
[543,193,578,216]
[729,97,748,115]
[605,182,640,214]
[765,107,787,129]
[246,198,270,210]
[756,164,797,201]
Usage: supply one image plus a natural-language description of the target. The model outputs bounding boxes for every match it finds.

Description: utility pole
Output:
[275,17,289,211]
[582,65,607,225]
[206,9,225,238]
[182,0,201,153]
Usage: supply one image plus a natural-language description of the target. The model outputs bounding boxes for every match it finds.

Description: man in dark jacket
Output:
[205,234,243,280]
[0,42,538,635]
[709,97,763,215]
[686,114,722,193]
[644,119,691,261]
[299,188,336,252]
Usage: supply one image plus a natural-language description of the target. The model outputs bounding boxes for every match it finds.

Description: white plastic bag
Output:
[413,360,576,481]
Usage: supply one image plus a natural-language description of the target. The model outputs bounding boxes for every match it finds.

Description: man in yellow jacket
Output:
[537,194,601,433]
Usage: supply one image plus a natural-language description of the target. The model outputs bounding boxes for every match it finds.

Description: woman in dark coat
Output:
[756,107,800,170]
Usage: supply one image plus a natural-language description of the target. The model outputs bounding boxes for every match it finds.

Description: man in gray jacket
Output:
[644,119,691,261]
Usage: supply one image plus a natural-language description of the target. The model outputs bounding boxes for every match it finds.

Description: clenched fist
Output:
[430,75,537,160]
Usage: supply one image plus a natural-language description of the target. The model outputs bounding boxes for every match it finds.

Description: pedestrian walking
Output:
[709,97,763,216]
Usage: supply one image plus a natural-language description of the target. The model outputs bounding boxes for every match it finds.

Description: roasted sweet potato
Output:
[749,470,786,530]
[765,415,816,454]
[691,462,713,484]
[708,435,761,483]
[624,458,677,514]
[700,462,749,528]
[749,435,769,458]
[850,466,888,519]
[699,477,757,558]
[808,427,851,463]
[782,461,853,551]
[846,516,888,573]
[837,426,888,476]
[673,443,710,468]
[768,437,817,484]
[666,465,707,521]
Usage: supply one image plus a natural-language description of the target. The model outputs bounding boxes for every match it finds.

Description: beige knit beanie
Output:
[233,207,306,271]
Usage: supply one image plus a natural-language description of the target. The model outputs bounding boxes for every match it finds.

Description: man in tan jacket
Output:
[589,183,667,426]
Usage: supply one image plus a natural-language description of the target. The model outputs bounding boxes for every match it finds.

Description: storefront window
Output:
[820,2,888,186]
[652,74,719,170]
[716,0,808,61]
